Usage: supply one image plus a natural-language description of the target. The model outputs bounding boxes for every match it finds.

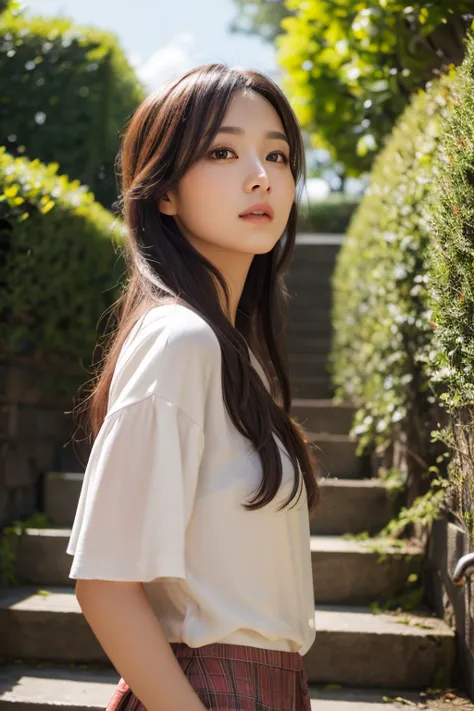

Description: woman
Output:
[67,62,320,711]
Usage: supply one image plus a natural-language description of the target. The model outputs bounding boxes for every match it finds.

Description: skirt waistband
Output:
[170,641,304,672]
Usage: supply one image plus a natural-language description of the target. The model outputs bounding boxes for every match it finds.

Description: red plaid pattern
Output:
[105,641,311,710]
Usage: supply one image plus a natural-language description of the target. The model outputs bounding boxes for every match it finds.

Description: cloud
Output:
[136,33,198,93]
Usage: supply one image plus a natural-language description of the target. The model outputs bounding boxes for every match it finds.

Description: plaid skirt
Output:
[105,641,311,711]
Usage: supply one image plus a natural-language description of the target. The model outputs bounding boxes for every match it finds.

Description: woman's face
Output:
[159,89,296,257]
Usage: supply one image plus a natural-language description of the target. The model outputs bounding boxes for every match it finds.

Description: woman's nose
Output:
[245,159,270,191]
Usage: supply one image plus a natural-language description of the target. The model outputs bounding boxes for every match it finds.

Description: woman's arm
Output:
[75,579,207,711]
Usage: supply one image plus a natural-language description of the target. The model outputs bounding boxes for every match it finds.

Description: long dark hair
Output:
[76,63,320,517]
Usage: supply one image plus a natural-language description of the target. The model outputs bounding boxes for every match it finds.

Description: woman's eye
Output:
[270,151,290,164]
[208,147,289,164]
[209,147,235,160]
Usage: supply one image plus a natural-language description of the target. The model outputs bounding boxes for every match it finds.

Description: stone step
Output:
[286,304,333,320]
[303,685,469,710]
[310,535,422,605]
[0,666,121,711]
[286,286,334,302]
[286,337,333,357]
[288,263,339,275]
[0,664,120,711]
[290,246,340,264]
[12,530,421,606]
[304,605,455,690]
[291,399,357,435]
[310,434,368,479]
[286,319,333,335]
[291,375,334,400]
[288,242,340,266]
[312,478,401,535]
[288,275,334,286]
[286,321,333,340]
[286,293,333,309]
[286,321,333,339]
[286,336,334,355]
[43,473,393,535]
[286,278,334,294]
[288,250,339,266]
[289,353,330,378]
[2,663,458,711]
[289,256,339,270]
[0,589,455,689]
[290,252,339,264]
[287,269,335,286]
[294,235,343,247]
[286,291,333,308]
[44,473,84,528]
[51,435,369,500]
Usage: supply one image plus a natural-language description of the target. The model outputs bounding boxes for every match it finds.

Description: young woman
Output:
[66,62,320,711]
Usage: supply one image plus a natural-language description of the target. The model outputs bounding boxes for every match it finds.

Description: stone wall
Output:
[0,358,85,528]
[424,514,474,699]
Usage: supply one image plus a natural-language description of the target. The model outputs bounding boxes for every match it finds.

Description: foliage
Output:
[0,146,126,370]
[0,513,53,585]
[0,4,146,209]
[228,0,294,42]
[330,65,455,453]
[425,30,474,412]
[378,476,450,539]
[231,1,474,175]
[422,31,474,539]
[330,28,474,539]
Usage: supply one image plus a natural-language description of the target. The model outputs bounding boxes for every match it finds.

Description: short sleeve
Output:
[66,393,205,582]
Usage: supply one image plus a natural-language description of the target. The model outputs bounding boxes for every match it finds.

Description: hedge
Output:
[0,7,145,210]
[329,28,474,539]
[426,32,474,536]
[329,60,454,512]
[0,146,126,375]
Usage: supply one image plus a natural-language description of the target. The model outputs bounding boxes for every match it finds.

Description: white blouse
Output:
[66,303,316,656]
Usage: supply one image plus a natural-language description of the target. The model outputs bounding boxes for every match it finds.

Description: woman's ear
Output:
[158,191,177,216]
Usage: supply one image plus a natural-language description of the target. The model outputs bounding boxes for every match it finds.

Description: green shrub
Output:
[329,57,458,506]
[427,33,474,411]
[277,0,474,176]
[0,6,146,209]
[0,146,126,370]
[424,31,474,539]
[330,27,474,538]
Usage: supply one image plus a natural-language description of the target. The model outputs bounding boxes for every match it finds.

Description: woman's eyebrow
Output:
[216,126,289,145]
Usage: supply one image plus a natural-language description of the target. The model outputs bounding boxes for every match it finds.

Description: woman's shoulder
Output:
[108,302,221,418]
[139,302,220,356]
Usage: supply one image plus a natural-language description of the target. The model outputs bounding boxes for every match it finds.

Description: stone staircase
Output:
[0,234,462,710]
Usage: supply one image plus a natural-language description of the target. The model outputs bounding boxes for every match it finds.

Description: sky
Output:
[24,0,281,92]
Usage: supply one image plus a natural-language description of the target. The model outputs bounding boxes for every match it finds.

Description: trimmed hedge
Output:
[329,61,457,509]
[0,146,126,370]
[426,33,474,535]
[0,7,146,210]
[330,66,455,438]
[330,28,474,538]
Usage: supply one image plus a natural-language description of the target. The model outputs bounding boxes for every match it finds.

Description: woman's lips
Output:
[239,214,273,224]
